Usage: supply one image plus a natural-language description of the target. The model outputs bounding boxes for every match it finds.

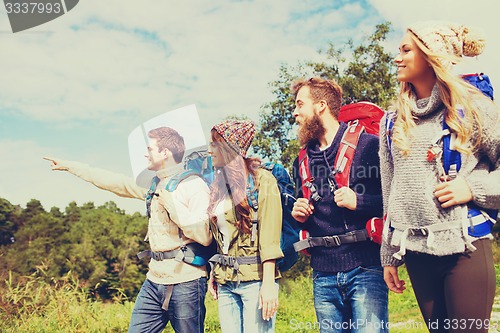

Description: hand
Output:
[434,176,473,208]
[157,189,179,224]
[43,156,69,171]
[333,186,357,210]
[384,266,406,294]
[208,272,218,300]
[291,198,314,223]
[259,280,278,321]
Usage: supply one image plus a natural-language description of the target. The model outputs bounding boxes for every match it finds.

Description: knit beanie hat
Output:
[408,21,485,65]
[212,119,255,157]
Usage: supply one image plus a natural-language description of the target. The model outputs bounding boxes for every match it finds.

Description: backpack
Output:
[461,73,494,100]
[296,102,385,250]
[385,73,498,238]
[247,162,301,272]
[184,149,214,185]
[338,101,385,135]
[140,151,216,267]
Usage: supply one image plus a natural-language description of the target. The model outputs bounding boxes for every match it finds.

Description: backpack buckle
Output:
[448,164,458,179]
[427,145,442,162]
[410,228,428,236]
[324,235,341,247]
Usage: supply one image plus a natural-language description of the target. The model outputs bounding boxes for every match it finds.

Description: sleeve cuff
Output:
[466,176,488,207]
[260,246,284,262]
[381,254,404,267]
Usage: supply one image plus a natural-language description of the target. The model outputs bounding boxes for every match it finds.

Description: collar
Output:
[155,163,184,179]
[410,83,443,118]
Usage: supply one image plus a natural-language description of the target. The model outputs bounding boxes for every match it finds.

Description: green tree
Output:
[65,201,147,299]
[0,199,17,245]
[253,22,397,170]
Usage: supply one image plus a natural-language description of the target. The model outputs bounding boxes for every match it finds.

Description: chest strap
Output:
[292,229,369,252]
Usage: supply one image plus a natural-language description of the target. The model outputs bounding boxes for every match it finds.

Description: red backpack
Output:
[296,102,385,250]
[298,101,384,198]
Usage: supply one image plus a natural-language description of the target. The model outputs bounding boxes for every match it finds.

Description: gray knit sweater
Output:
[379,85,500,267]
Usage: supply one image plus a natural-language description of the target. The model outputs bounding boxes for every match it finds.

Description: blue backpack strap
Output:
[245,173,259,243]
[246,173,259,210]
[441,110,463,176]
[145,176,161,218]
[165,169,203,192]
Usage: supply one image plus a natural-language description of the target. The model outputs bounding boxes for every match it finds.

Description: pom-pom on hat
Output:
[408,21,485,62]
[212,119,255,157]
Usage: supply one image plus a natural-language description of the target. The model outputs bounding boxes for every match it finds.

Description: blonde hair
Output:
[391,31,491,156]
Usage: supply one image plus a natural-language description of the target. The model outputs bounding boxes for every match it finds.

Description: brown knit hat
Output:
[408,21,485,64]
[212,119,255,157]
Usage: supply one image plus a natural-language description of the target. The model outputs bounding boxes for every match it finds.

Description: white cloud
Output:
[1,0,387,132]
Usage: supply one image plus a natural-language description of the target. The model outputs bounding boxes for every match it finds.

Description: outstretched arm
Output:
[44,157,146,200]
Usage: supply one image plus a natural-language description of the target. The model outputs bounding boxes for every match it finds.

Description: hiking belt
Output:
[389,220,472,260]
[137,243,203,265]
[208,254,261,271]
[293,229,369,252]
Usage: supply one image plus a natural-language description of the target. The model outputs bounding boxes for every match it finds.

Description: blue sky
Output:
[1,0,498,214]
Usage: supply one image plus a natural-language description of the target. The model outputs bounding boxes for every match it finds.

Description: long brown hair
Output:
[208,129,261,234]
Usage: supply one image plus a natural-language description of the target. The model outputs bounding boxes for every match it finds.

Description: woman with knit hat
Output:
[380,21,499,332]
[206,119,283,333]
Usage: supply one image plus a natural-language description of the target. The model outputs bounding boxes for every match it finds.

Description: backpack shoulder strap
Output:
[246,172,259,210]
[441,110,463,177]
[165,169,202,192]
[145,176,161,218]
[334,121,364,188]
[298,147,312,200]
[385,111,396,156]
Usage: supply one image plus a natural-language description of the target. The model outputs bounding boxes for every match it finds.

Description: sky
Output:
[1,0,498,215]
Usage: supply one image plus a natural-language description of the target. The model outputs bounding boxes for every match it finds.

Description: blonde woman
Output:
[380,21,499,332]
[206,119,283,333]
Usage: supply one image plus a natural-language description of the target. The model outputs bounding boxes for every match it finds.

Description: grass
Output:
[1,263,499,332]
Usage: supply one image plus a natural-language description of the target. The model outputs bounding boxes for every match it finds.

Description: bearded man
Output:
[290,77,388,333]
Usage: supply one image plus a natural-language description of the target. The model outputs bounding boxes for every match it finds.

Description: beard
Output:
[298,112,325,146]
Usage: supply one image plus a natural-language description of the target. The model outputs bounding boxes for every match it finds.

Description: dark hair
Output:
[291,77,343,117]
[148,127,186,163]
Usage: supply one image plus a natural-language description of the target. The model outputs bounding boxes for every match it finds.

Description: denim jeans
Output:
[128,277,207,333]
[217,280,277,333]
[313,266,388,333]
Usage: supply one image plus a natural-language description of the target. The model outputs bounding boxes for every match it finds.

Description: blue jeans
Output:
[128,277,207,333]
[313,266,388,333]
[217,280,277,333]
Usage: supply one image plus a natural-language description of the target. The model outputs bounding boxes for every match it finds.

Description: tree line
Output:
[0,197,149,299]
